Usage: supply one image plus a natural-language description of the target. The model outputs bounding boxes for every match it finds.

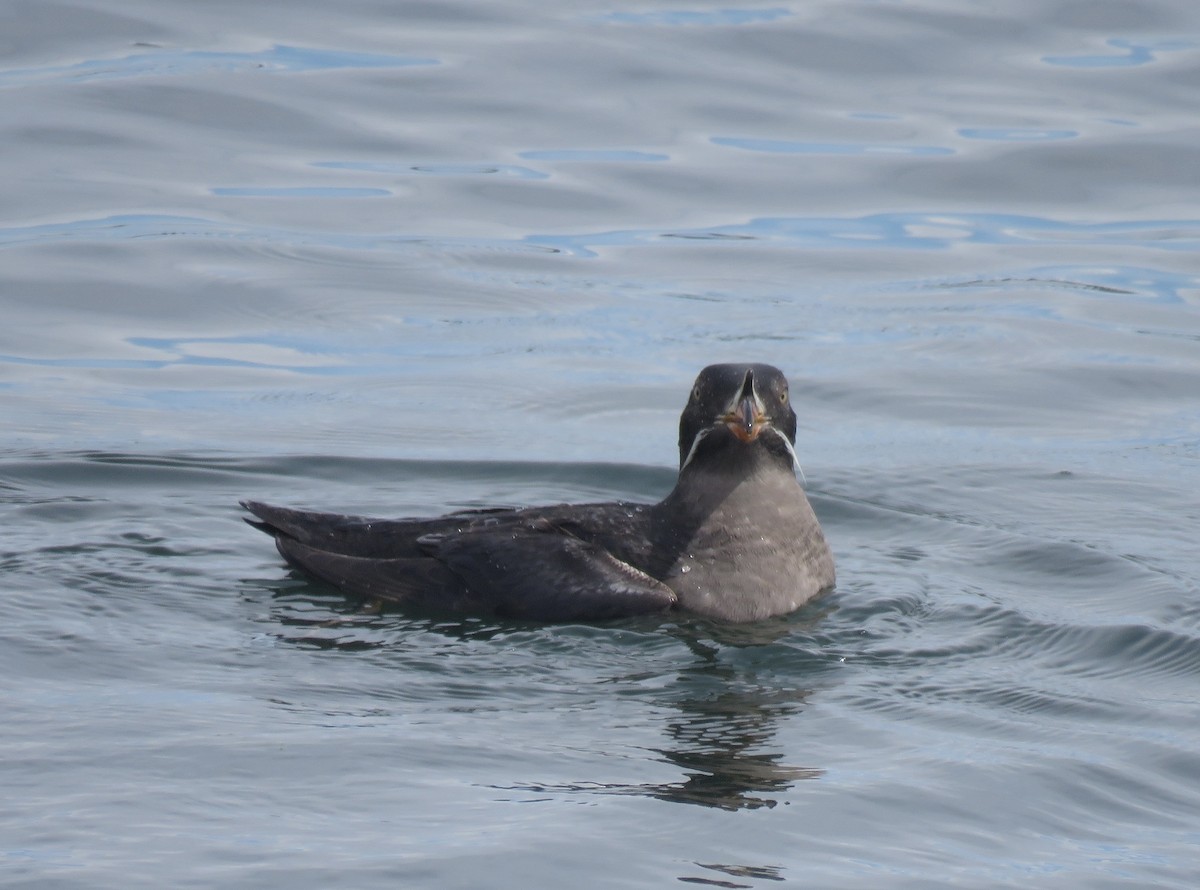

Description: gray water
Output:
[3,1,1200,887]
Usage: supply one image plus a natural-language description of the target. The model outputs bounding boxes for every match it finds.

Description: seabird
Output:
[243,363,835,622]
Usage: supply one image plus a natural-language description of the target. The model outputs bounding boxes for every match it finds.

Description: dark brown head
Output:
[677,363,798,473]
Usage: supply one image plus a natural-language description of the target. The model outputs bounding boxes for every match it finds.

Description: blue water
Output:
[3,1,1200,887]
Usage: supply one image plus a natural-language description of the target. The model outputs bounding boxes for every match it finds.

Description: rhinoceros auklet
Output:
[243,363,835,622]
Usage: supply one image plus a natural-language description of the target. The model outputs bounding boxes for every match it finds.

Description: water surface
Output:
[3,1,1199,887]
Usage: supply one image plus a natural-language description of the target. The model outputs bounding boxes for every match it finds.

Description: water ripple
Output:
[6,212,1196,264]
[957,127,1079,142]
[712,136,955,156]
[1043,37,1199,68]
[212,187,391,198]
[836,596,1200,695]
[313,161,549,180]
[598,8,794,26]
[526,213,1200,257]
[518,149,669,162]
[0,44,438,89]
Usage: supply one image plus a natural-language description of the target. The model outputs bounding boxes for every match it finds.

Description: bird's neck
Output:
[664,452,801,518]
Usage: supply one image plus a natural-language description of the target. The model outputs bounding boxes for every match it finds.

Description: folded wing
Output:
[245,502,675,621]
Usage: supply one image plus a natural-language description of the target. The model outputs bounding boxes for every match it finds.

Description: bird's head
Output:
[677,363,800,474]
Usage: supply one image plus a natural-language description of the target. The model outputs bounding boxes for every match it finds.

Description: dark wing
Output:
[240,500,516,558]
[244,501,675,621]
[426,524,677,621]
[272,536,474,610]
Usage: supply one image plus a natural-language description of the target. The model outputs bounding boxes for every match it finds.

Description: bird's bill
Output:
[721,393,766,443]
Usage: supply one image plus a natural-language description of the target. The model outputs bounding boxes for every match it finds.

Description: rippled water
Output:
[3,1,1200,887]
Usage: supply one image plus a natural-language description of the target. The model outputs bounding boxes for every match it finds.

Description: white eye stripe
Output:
[680,427,712,471]
[764,427,806,484]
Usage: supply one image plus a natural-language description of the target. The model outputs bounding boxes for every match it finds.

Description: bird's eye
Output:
[779,390,788,404]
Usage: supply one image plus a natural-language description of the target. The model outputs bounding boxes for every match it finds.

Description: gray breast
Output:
[660,469,835,622]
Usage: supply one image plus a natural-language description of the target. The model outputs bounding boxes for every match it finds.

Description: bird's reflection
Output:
[258,581,828,812]
[626,622,822,811]
[645,676,819,810]
[491,674,819,812]
[491,620,827,813]
[678,861,786,888]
